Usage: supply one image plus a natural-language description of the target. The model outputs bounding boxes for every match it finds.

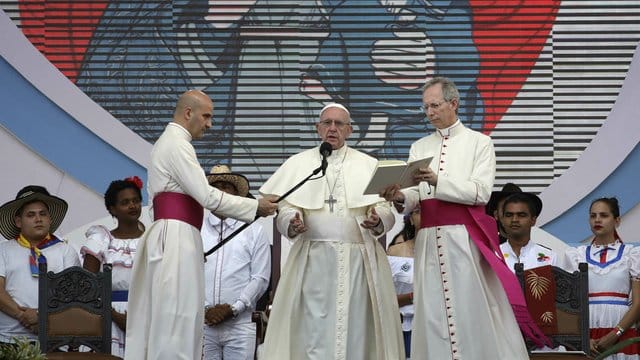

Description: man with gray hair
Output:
[260,103,404,359]
[381,77,546,359]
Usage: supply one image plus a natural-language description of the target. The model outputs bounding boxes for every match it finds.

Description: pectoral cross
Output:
[325,194,337,213]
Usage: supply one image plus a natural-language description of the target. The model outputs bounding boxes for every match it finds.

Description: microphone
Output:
[319,142,332,176]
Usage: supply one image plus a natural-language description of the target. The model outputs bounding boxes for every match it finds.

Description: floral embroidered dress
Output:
[562,240,640,359]
[80,225,139,357]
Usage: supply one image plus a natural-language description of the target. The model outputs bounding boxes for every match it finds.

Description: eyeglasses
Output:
[420,99,450,112]
[318,119,351,129]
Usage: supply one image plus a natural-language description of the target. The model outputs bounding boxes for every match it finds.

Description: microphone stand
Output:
[204,164,324,258]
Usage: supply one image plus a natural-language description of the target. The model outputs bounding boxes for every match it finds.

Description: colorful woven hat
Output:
[0,185,68,239]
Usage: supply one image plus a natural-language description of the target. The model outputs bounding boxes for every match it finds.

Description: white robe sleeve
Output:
[275,200,303,242]
[168,139,258,223]
[368,202,395,238]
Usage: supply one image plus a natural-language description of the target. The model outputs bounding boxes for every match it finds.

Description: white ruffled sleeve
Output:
[80,225,111,262]
[628,245,640,281]
[558,246,582,273]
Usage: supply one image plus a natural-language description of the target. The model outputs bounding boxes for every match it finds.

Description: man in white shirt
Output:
[0,185,80,344]
[201,165,270,360]
[500,192,556,272]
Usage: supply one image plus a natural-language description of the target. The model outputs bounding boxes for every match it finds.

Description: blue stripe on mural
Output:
[0,56,148,202]
[542,143,640,246]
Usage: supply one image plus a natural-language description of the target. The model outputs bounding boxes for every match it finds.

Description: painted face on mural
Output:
[316,107,353,150]
[422,83,458,130]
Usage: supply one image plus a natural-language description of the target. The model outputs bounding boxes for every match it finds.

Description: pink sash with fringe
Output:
[153,192,204,230]
[419,198,549,348]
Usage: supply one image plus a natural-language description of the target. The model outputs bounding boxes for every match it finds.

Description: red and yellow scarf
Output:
[15,233,62,277]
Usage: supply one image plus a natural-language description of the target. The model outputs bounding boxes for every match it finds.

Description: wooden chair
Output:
[38,263,121,359]
[515,263,592,360]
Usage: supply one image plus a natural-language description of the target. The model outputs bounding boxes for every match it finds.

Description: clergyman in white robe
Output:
[125,122,259,360]
[259,144,405,360]
[400,120,529,359]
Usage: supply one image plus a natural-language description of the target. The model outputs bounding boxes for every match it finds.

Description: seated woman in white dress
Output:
[561,197,640,359]
[80,176,145,357]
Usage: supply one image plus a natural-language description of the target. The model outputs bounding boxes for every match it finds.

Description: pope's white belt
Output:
[304,213,364,243]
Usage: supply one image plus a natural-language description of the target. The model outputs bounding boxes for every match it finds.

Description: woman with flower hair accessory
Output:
[80,176,145,357]
[561,197,640,359]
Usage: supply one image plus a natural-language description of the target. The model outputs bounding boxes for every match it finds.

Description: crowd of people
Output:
[0,80,637,360]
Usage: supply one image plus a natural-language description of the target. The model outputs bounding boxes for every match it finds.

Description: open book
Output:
[363,157,433,195]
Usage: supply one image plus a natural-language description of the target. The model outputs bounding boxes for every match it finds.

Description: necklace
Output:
[324,148,348,213]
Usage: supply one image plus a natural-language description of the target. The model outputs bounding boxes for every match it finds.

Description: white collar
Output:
[205,213,239,229]
[327,145,348,164]
[168,122,192,141]
[436,119,462,138]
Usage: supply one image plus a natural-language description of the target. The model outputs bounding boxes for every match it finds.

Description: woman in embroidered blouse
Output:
[562,197,640,359]
[81,177,145,357]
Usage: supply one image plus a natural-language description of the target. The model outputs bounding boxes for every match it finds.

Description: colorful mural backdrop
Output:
[1,1,639,244]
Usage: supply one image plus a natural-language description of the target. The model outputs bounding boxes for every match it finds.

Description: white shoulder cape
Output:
[260,146,384,209]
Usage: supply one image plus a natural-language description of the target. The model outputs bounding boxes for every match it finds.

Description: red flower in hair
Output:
[125,176,143,190]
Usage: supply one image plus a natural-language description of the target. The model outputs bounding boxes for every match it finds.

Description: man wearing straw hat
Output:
[201,165,270,360]
[0,185,80,344]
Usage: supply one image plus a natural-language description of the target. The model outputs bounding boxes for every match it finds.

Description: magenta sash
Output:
[419,198,550,348]
[153,192,204,230]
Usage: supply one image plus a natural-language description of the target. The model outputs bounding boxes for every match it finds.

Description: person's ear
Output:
[184,106,193,122]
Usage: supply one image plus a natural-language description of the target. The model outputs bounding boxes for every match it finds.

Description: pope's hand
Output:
[360,208,381,229]
[288,212,308,237]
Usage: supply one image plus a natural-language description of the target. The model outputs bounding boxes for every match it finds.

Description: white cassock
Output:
[401,120,529,359]
[125,123,258,360]
[259,145,405,360]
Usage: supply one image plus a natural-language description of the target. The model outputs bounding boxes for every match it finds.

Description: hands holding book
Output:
[413,166,438,186]
[362,156,433,195]
[379,184,405,212]
[378,165,436,212]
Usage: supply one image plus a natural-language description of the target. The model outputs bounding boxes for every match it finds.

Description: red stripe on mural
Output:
[19,1,109,83]
[470,0,560,133]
